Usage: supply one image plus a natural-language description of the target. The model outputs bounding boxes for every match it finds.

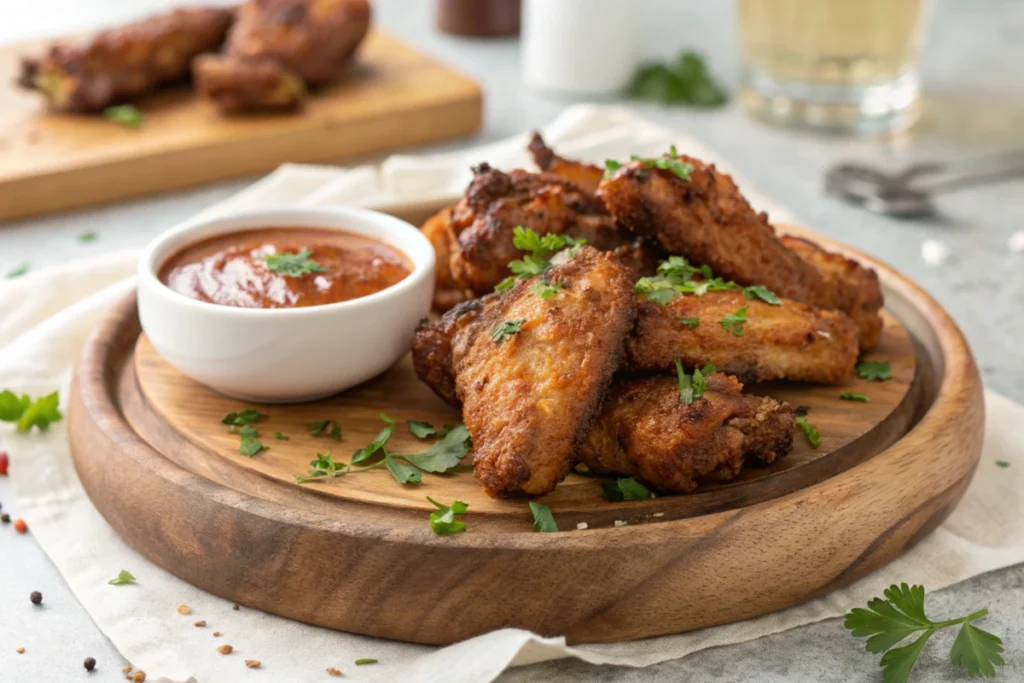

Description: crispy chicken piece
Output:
[194,0,371,113]
[19,7,234,112]
[578,374,794,493]
[627,291,858,384]
[780,236,884,351]
[455,247,636,496]
[449,164,632,295]
[598,158,884,350]
[527,132,604,194]
[421,206,475,312]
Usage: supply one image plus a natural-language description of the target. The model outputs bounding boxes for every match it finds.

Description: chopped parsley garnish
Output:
[795,416,820,447]
[0,389,62,432]
[310,419,342,441]
[263,248,329,277]
[675,360,714,405]
[491,319,526,344]
[604,145,693,181]
[856,360,892,382]
[103,104,143,128]
[634,255,739,305]
[239,434,265,457]
[354,658,378,666]
[427,497,468,535]
[996,460,1010,468]
[602,477,654,501]
[221,410,266,455]
[629,52,728,108]
[529,501,558,532]
[495,227,584,292]
[351,413,395,465]
[529,281,562,299]
[385,454,422,484]
[743,285,781,305]
[844,583,1004,683]
[719,307,748,336]
[680,317,700,328]
[840,392,870,402]
[78,232,97,243]
[274,431,289,440]
[222,409,264,427]
[5,263,29,279]
[407,420,454,439]
[108,570,136,586]
[295,451,347,483]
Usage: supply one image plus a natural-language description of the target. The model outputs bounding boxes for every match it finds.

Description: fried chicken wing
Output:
[449,164,632,294]
[578,374,794,493]
[780,236,884,351]
[455,247,636,496]
[20,7,234,112]
[194,0,371,113]
[420,207,475,312]
[527,132,604,194]
[598,158,883,350]
[627,291,858,384]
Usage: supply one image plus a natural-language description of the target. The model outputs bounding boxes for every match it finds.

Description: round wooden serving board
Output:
[68,213,984,645]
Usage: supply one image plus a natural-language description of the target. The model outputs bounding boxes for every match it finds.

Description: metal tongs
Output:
[825,149,1024,219]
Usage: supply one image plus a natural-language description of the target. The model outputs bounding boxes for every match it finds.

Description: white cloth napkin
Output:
[2,105,1023,683]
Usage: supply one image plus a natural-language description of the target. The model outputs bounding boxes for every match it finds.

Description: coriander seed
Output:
[84,657,97,671]
[30,591,42,605]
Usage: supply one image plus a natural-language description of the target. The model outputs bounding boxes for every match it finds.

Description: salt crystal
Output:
[652,512,665,518]
[920,239,949,267]
[1009,231,1024,253]
[576,522,588,530]
[613,520,628,527]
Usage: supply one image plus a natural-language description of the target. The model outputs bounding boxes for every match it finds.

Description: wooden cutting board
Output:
[0,31,482,222]
[66,203,985,645]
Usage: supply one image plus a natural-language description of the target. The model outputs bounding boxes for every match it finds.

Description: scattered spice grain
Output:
[177,604,191,615]
[326,667,342,677]
[194,620,206,627]
[232,603,240,610]
[1,513,9,523]
[213,631,222,637]
[84,657,97,671]
[30,590,42,605]
[122,665,132,676]
[218,644,233,655]
[14,517,27,533]
[132,671,146,683]
[245,660,261,669]
[16,646,25,654]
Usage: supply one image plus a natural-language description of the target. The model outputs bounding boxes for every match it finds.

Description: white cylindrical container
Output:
[521,0,638,96]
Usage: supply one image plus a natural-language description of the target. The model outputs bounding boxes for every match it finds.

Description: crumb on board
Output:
[652,512,665,518]
[218,644,233,655]
[613,520,628,527]
[132,671,146,683]
[16,646,24,654]
[232,603,240,610]
[122,665,132,675]
[213,631,222,637]
[194,620,206,627]
[326,667,342,677]
[245,660,261,669]
[177,604,191,615]
[576,522,588,530]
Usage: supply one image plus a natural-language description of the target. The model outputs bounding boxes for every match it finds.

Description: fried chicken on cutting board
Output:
[18,7,235,112]
[454,246,636,497]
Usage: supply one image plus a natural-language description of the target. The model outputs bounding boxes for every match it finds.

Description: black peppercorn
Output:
[84,657,96,671]
[30,591,42,605]
[1,513,10,523]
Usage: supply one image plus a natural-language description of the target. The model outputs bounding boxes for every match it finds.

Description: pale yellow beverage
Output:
[736,0,931,134]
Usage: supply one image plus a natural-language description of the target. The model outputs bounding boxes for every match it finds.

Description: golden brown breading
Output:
[627,291,859,384]
[420,206,475,312]
[598,157,883,350]
[455,247,636,496]
[449,164,632,294]
[578,374,794,493]
[20,7,234,112]
[527,132,604,194]
[194,0,371,112]
[780,236,884,351]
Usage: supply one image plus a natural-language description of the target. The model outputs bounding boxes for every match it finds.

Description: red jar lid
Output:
[436,0,521,37]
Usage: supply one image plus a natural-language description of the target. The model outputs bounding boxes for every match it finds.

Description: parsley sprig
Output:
[635,255,740,305]
[263,248,329,277]
[719,307,748,336]
[495,227,584,293]
[604,145,694,182]
[0,389,62,432]
[428,497,468,535]
[310,419,343,441]
[844,583,1004,682]
[675,360,714,405]
[602,477,655,501]
[629,52,728,108]
[407,421,455,439]
[103,104,143,128]
[108,570,136,586]
[491,319,525,344]
[222,409,266,456]
[856,360,893,382]
[529,502,558,532]
[795,415,820,447]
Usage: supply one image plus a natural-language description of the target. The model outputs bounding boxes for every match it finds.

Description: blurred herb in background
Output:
[630,52,728,107]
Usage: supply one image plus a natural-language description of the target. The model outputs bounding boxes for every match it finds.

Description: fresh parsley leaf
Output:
[263,248,329,277]
[680,317,700,328]
[394,425,471,474]
[108,570,136,585]
[496,228,583,293]
[495,276,516,291]
[603,159,623,179]
[529,501,558,532]
[719,307,748,336]
[309,419,342,439]
[295,451,348,483]
[329,424,342,441]
[385,452,422,484]
[239,436,265,457]
[408,420,437,439]
[274,432,289,440]
[675,360,714,405]
[427,497,468,535]
[742,285,781,305]
[844,583,1004,683]
[350,413,395,465]
[795,416,820,447]
[5,263,29,279]
[630,52,728,108]
[529,281,562,299]
[222,409,264,426]
[491,319,526,344]
[238,424,259,438]
[607,147,694,182]
[601,477,654,501]
[103,104,143,128]
[840,392,870,402]
[996,460,1010,468]
[78,232,97,243]
[634,257,739,305]
[354,658,378,666]
[856,360,892,382]
[0,391,63,432]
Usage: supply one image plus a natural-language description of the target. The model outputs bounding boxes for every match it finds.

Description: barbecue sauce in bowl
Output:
[159,227,411,308]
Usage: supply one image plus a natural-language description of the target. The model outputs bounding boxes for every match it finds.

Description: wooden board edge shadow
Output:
[68,252,984,645]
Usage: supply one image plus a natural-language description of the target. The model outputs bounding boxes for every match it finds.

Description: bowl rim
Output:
[137,205,435,318]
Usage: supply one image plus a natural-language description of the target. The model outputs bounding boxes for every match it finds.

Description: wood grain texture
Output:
[0,31,482,221]
[68,210,985,645]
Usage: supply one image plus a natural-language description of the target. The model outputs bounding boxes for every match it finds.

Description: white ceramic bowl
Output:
[137,206,435,403]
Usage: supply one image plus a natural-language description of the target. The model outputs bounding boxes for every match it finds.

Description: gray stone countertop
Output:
[1,0,1022,681]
